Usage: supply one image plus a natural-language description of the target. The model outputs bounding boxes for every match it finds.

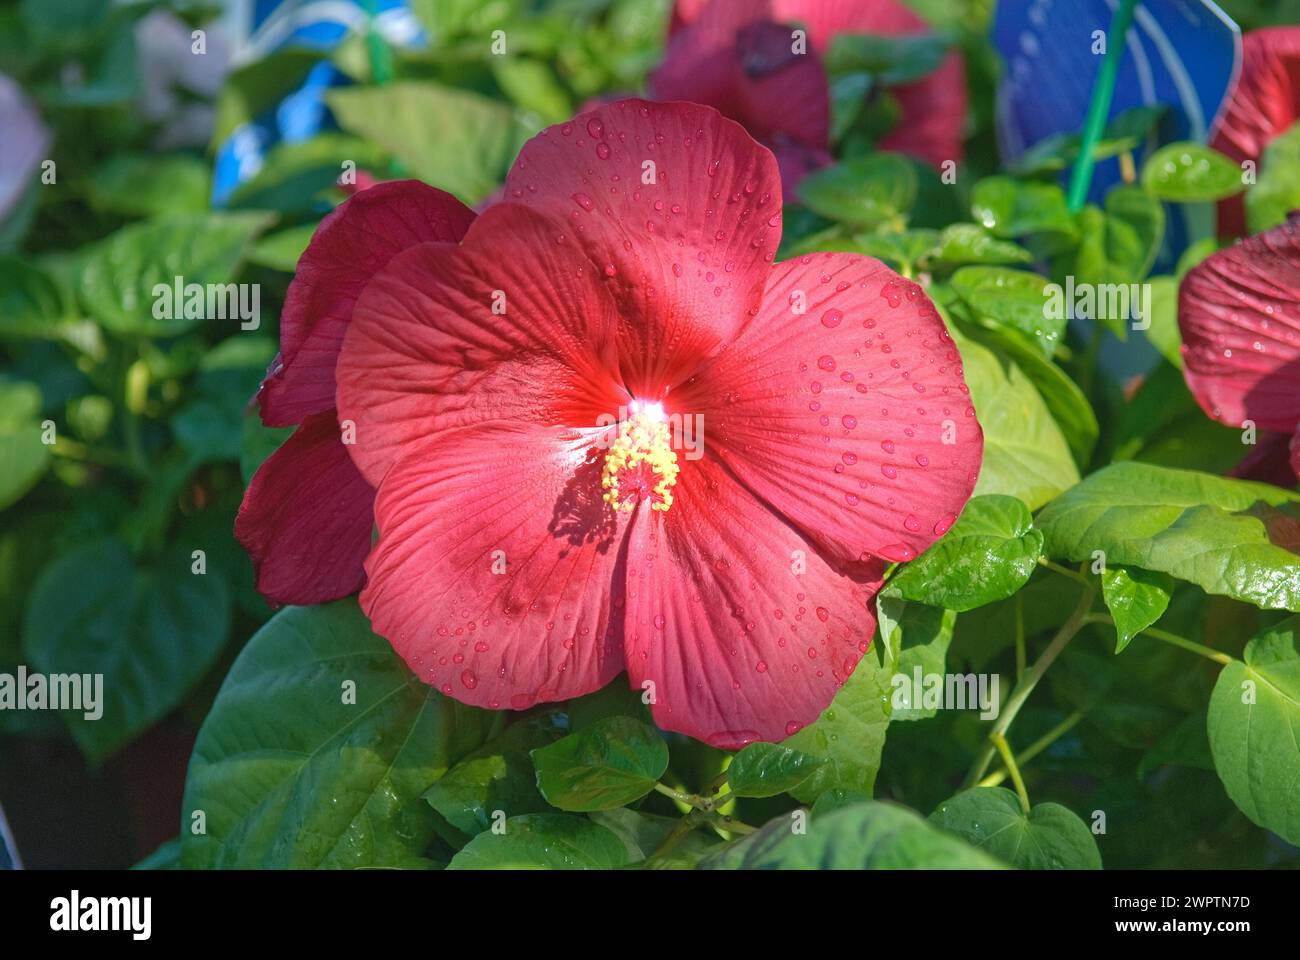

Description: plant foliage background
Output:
[1,0,1299,870]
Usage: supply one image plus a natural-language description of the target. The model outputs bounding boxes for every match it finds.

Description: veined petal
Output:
[234,409,374,605]
[1211,28,1300,237]
[503,98,783,396]
[1179,214,1300,431]
[674,251,981,566]
[623,456,884,748]
[361,426,631,711]
[335,202,628,488]
[260,180,476,426]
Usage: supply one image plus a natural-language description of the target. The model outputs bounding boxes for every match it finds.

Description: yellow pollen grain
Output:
[601,411,680,512]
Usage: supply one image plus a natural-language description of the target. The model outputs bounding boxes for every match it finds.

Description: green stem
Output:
[365,0,394,85]
[1067,0,1139,212]
[991,732,1031,813]
[1037,558,1092,587]
[979,709,1084,789]
[1014,592,1026,683]
[964,584,1095,787]
[1085,615,1233,665]
[650,811,705,860]
[653,783,702,808]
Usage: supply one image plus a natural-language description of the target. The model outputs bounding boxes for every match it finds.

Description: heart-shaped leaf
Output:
[930,787,1102,868]
[1208,616,1300,845]
[181,600,496,868]
[532,715,668,811]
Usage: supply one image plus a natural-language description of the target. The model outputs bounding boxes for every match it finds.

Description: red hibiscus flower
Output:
[650,0,966,196]
[1211,27,1300,238]
[302,99,979,748]
[235,180,476,604]
[1178,212,1300,482]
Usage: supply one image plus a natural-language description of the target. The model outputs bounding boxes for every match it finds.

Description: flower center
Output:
[601,401,679,513]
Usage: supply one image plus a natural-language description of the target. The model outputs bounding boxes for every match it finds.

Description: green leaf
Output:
[1038,462,1300,611]
[78,213,273,336]
[885,495,1042,612]
[877,596,957,721]
[930,788,1102,869]
[181,600,497,868]
[531,715,668,811]
[727,743,825,798]
[850,228,939,272]
[0,257,73,338]
[1141,142,1246,202]
[798,154,917,230]
[1071,186,1165,334]
[327,82,530,205]
[701,800,1005,869]
[960,323,1098,468]
[925,224,1033,271]
[424,714,564,837]
[1247,121,1300,234]
[955,329,1079,510]
[1141,275,1183,368]
[782,636,896,802]
[22,540,229,764]
[491,57,573,123]
[447,813,630,870]
[951,266,1061,357]
[1100,565,1174,653]
[970,176,1076,239]
[248,224,316,273]
[0,380,51,510]
[1208,616,1300,845]
[89,153,211,217]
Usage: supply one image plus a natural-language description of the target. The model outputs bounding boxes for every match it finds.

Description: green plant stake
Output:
[1066,0,1140,212]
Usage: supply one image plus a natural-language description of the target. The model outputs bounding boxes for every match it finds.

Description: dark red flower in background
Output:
[651,0,966,195]
[1178,212,1300,481]
[1211,27,1300,238]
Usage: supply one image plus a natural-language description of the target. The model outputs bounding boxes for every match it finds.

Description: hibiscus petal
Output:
[623,456,884,748]
[674,251,981,566]
[259,180,476,426]
[234,409,375,606]
[361,426,630,710]
[334,202,629,487]
[1211,28,1300,237]
[503,98,783,396]
[1178,214,1300,431]
[1232,430,1300,487]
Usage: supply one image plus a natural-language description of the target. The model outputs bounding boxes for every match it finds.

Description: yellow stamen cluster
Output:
[601,409,680,513]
